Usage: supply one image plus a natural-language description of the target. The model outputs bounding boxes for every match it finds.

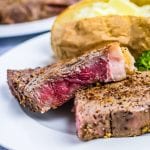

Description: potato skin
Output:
[52,15,150,59]
[131,0,150,6]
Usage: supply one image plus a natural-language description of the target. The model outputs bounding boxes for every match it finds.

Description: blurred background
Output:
[0,0,149,55]
[0,0,81,56]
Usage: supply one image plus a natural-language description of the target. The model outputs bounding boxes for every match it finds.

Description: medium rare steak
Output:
[75,71,150,141]
[7,43,135,113]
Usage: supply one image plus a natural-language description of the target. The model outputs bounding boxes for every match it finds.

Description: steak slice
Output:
[7,65,51,111]
[75,71,150,141]
[7,43,135,113]
[0,0,80,24]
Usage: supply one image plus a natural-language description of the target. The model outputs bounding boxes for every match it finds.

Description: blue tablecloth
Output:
[0,32,48,150]
[0,146,7,150]
[0,32,46,56]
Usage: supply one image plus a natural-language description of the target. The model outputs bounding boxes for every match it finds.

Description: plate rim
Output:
[0,17,56,38]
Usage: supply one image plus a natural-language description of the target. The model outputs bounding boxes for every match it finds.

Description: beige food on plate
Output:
[52,15,150,59]
[51,0,150,59]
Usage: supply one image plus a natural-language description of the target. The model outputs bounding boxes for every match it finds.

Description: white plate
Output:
[0,33,149,150]
[0,17,55,38]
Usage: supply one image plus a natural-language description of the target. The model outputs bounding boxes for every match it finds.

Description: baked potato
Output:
[131,0,150,6]
[51,0,150,59]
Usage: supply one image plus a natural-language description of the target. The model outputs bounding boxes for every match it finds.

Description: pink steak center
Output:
[37,58,108,106]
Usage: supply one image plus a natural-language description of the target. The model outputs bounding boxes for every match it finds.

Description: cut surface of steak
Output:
[7,43,135,113]
[75,71,150,141]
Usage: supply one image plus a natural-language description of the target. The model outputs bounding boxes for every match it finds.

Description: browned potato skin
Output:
[131,0,150,6]
[52,15,150,59]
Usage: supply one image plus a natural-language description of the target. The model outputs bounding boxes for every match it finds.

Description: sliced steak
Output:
[0,0,80,24]
[7,66,51,110]
[45,0,80,5]
[7,43,135,113]
[75,71,150,141]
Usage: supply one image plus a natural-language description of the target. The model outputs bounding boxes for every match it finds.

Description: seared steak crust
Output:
[75,71,150,140]
[7,66,51,112]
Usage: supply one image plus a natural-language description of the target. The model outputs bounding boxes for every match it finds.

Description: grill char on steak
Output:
[7,66,51,110]
[75,71,150,141]
[7,43,134,113]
